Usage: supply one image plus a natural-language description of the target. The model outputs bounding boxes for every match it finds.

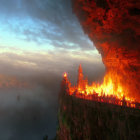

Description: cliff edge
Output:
[57,78,140,140]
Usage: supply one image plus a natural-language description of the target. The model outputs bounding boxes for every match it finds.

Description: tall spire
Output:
[78,64,83,74]
[77,64,84,89]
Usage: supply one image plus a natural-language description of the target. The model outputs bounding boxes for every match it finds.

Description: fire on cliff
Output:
[63,65,140,109]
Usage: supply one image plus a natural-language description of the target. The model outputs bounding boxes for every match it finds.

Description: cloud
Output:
[0,47,103,75]
[0,0,95,50]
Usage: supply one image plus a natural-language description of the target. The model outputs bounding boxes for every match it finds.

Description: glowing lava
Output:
[63,65,140,109]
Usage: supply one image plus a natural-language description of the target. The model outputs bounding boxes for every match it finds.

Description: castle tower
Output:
[77,64,84,90]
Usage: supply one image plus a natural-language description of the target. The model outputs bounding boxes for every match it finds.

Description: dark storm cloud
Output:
[0,0,94,50]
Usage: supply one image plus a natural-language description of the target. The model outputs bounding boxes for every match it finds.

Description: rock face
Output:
[71,0,140,100]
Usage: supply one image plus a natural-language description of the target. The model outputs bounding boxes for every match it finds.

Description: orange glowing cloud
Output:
[0,74,30,89]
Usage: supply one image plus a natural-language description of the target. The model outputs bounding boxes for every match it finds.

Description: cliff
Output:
[57,79,140,140]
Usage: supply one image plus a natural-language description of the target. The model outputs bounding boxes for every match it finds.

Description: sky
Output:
[0,0,105,139]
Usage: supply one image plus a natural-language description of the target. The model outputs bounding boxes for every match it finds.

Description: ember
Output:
[63,65,140,109]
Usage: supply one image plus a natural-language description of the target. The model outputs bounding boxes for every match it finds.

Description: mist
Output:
[0,49,105,139]
[0,0,105,139]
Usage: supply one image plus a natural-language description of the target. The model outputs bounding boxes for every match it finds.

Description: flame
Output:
[63,72,67,78]
[63,65,139,109]
[86,73,124,99]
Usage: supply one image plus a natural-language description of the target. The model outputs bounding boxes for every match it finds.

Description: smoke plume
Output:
[72,0,140,100]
